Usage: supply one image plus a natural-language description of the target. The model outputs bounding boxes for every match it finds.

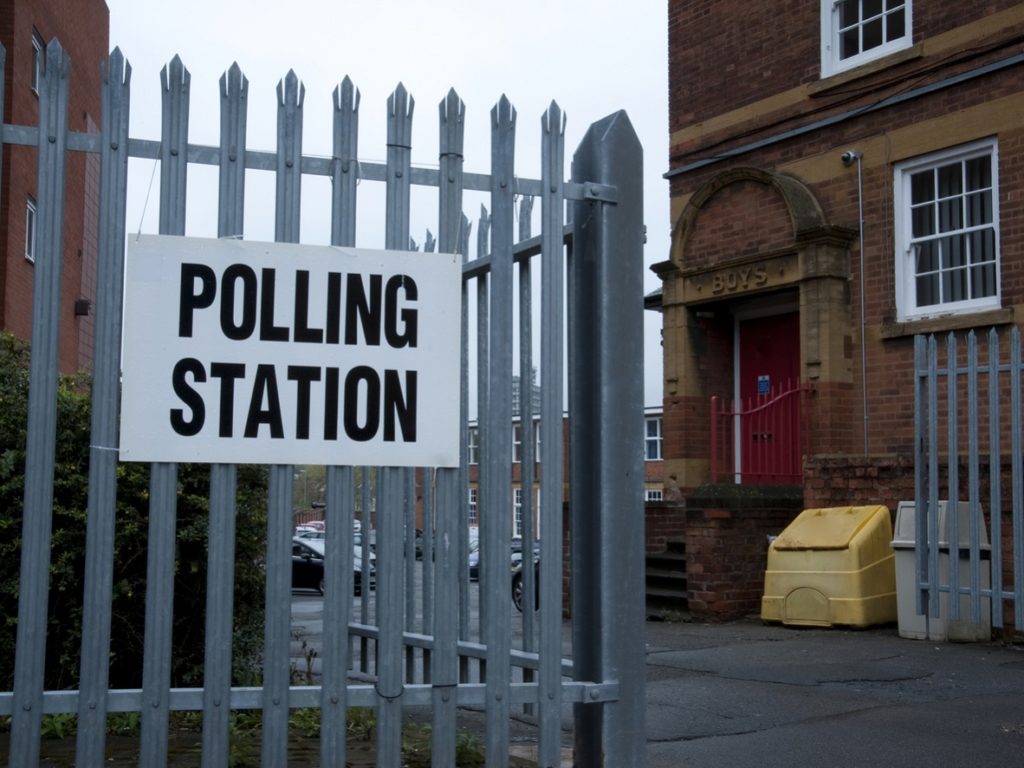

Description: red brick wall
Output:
[682,486,803,620]
[804,454,1022,635]
[804,454,915,512]
[668,0,819,133]
[644,500,687,554]
[0,0,109,373]
[684,180,794,271]
[802,381,857,457]
[77,112,100,370]
[669,0,1021,140]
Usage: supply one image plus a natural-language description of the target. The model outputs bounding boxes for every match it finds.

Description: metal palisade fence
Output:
[914,329,1024,635]
[1,41,647,767]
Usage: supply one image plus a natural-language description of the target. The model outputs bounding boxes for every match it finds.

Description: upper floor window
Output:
[894,139,1000,322]
[821,0,912,78]
[25,197,37,262]
[645,488,664,502]
[468,487,478,526]
[511,419,540,464]
[31,30,44,94]
[467,426,479,465]
[645,416,663,461]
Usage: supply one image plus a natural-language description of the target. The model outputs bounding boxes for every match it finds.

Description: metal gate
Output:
[914,329,1024,633]
[0,40,647,766]
[709,381,807,484]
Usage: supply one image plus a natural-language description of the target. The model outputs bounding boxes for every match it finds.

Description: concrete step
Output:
[646,542,688,612]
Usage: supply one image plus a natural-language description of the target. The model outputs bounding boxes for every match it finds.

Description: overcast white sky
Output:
[105,0,668,407]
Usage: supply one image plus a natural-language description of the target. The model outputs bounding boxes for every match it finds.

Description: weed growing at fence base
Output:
[0,709,491,766]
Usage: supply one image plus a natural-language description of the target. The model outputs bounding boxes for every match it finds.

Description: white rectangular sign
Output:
[120,235,462,467]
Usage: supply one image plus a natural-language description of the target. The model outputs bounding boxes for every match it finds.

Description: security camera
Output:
[841,150,862,166]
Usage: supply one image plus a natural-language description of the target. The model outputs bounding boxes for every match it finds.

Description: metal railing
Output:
[710,381,806,484]
[914,329,1024,631]
[0,40,646,767]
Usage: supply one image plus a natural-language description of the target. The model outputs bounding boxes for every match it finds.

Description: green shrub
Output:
[0,332,267,691]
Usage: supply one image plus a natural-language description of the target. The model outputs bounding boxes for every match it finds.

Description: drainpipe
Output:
[842,149,869,456]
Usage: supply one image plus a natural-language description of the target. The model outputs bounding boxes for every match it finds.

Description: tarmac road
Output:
[291,568,1024,767]
[644,618,1024,768]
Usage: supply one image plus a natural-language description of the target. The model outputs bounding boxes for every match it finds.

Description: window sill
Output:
[812,43,923,96]
[880,306,1014,339]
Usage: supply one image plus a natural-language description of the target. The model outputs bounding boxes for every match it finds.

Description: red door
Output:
[737,312,800,482]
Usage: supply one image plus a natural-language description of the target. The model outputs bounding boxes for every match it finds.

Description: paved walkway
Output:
[644,617,1024,767]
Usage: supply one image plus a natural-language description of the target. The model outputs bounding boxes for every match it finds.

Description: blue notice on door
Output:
[757,375,770,395]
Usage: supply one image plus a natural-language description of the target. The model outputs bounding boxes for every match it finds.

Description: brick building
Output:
[650,2,1023,618]
[466,410,666,540]
[0,0,109,373]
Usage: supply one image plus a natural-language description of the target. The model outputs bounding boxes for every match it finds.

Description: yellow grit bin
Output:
[762,505,897,628]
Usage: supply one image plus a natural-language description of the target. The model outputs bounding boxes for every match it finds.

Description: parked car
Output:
[366,527,425,558]
[511,542,541,612]
[414,528,424,559]
[469,534,540,589]
[511,556,540,612]
[301,535,375,570]
[467,528,480,580]
[294,519,361,540]
[291,537,375,596]
[292,538,327,594]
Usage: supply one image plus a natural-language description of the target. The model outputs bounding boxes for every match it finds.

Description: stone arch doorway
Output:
[652,167,857,496]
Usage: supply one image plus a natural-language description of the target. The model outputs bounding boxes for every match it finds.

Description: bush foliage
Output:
[0,332,267,691]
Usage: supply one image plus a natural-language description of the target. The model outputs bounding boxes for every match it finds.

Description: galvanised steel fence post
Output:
[569,110,646,768]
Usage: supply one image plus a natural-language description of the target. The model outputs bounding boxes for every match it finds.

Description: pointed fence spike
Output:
[440,88,465,159]
[220,63,247,98]
[387,84,414,146]
[162,55,190,91]
[335,76,360,112]
[105,47,131,87]
[441,87,464,121]
[543,101,566,135]
[491,94,516,127]
[278,70,304,107]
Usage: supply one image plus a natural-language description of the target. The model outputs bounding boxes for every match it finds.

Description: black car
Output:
[510,542,541,612]
[511,556,540,612]
[291,538,369,596]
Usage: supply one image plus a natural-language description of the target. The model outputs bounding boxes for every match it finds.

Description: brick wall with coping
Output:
[805,453,1021,635]
[648,486,803,620]
[645,499,687,554]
